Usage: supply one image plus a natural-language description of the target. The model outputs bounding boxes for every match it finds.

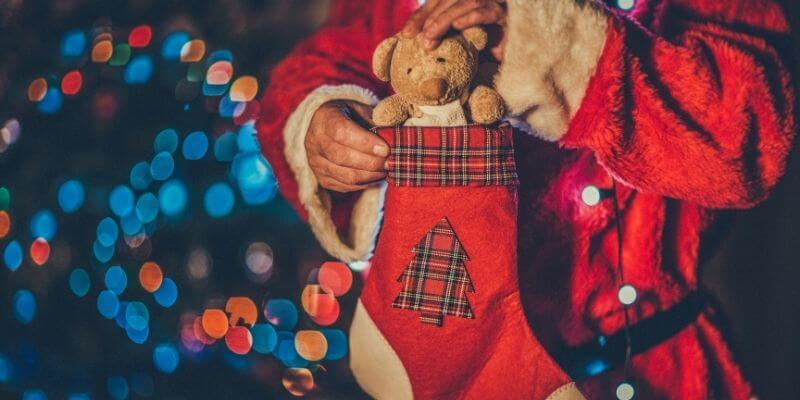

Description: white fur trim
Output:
[546,382,586,400]
[350,300,413,399]
[283,84,385,262]
[496,0,609,141]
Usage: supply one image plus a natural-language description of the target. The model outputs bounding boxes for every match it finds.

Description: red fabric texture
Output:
[360,124,571,399]
[256,0,796,398]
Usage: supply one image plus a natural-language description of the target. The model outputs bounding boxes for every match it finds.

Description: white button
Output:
[616,382,635,400]
[618,284,638,306]
[581,185,602,206]
[616,0,635,11]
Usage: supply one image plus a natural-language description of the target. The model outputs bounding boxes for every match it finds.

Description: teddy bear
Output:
[371,27,504,127]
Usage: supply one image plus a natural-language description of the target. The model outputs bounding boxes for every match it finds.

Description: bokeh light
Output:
[251,323,278,354]
[202,309,229,339]
[154,128,179,154]
[126,301,150,330]
[186,248,212,280]
[295,330,327,362]
[97,217,119,247]
[93,238,115,262]
[4,240,23,271]
[135,192,159,223]
[91,40,113,63]
[226,296,258,327]
[37,87,63,114]
[61,70,83,95]
[30,237,51,266]
[213,131,238,161]
[318,261,353,297]
[229,76,259,102]
[28,78,48,102]
[180,39,206,62]
[150,151,175,181]
[107,376,129,400]
[110,185,135,217]
[301,285,337,322]
[617,0,636,11]
[154,277,178,307]
[206,61,233,85]
[30,209,57,240]
[60,29,86,58]
[0,211,10,239]
[69,268,91,297]
[124,54,154,84]
[153,343,180,373]
[182,130,208,160]
[264,299,298,330]
[225,326,253,355]
[320,329,347,361]
[22,389,47,400]
[158,179,187,216]
[130,161,153,190]
[128,25,152,48]
[161,32,190,61]
[282,368,315,396]
[109,44,132,66]
[204,182,234,218]
[58,179,85,212]
[104,265,128,295]
[139,261,163,293]
[232,151,277,205]
[13,289,36,324]
[245,241,274,282]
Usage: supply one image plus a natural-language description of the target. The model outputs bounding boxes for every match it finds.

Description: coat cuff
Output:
[283,84,385,262]
[495,0,610,141]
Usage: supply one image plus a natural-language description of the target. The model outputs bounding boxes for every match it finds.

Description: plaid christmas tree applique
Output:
[392,217,475,326]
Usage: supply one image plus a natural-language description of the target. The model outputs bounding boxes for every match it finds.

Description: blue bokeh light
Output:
[97,217,119,247]
[154,129,179,154]
[153,278,177,308]
[218,95,243,118]
[69,268,91,297]
[153,343,180,373]
[22,390,47,400]
[213,131,238,162]
[97,289,120,319]
[182,131,208,160]
[107,376,129,400]
[321,328,348,361]
[125,323,149,344]
[275,331,308,368]
[204,182,234,218]
[130,161,153,190]
[4,240,23,271]
[58,180,85,213]
[237,123,260,152]
[123,54,153,84]
[207,49,234,64]
[136,193,159,223]
[30,209,57,240]
[202,81,229,97]
[251,323,278,354]
[125,302,150,331]
[110,185,135,217]
[263,299,298,330]
[61,29,87,58]
[93,239,115,263]
[0,354,11,383]
[150,152,175,181]
[67,394,90,400]
[37,88,63,114]
[161,32,190,61]
[232,152,278,205]
[104,265,127,295]
[13,289,36,324]
[120,212,143,236]
[158,179,188,216]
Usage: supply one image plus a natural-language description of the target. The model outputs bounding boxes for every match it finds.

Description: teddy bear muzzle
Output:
[419,78,449,102]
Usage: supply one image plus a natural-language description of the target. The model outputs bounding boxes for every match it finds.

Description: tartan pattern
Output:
[392,217,475,326]
[381,124,518,187]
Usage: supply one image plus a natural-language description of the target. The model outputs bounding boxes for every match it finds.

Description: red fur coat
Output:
[256,0,796,398]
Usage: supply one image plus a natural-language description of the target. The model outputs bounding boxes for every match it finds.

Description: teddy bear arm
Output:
[373,95,412,126]
[467,85,504,125]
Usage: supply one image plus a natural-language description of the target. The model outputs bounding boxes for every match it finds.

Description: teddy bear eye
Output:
[436,57,446,63]
[407,68,412,74]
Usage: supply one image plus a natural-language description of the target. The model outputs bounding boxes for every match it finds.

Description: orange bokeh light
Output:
[229,76,258,102]
[27,78,48,102]
[180,39,206,63]
[0,211,9,239]
[193,316,216,345]
[310,299,340,326]
[139,261,163,293]
[225,325,253,355]
[206,61,233,85]
[282,368,315,396]
[295,330,328,362]
[201,309,229,339]
[30,237,50,266]
[91,41,113,63]
[318,261,353,297]
[225,296,258,327]
[301,284,337,319]
[61,70,83,96]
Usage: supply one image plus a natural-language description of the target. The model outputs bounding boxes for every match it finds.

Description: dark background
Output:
[0,0,798,399]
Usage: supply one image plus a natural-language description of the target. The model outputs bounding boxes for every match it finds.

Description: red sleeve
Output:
[564,0,795,209]
[256,0,418,223]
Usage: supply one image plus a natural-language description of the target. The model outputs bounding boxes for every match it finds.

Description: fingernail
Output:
[373,144,389,157]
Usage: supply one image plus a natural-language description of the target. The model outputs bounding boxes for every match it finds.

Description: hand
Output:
[402,0,507,60]
[305,101,389,193]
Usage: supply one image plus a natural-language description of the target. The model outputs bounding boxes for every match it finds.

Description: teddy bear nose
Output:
[420,78,449,101]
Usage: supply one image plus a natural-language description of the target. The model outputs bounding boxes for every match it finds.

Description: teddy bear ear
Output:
[461,27,488,51]
[372,36,399,82]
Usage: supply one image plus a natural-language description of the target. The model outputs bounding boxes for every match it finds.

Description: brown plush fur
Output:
[372,27,504,126]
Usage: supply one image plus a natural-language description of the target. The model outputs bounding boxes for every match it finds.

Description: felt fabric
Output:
[357,124,581,399]
[256,0,796,398]
[406,100,468,126]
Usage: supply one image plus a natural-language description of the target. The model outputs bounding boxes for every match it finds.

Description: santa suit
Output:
[256,0,796,399]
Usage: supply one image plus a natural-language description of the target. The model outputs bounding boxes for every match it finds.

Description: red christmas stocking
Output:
[349,124,584,400]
